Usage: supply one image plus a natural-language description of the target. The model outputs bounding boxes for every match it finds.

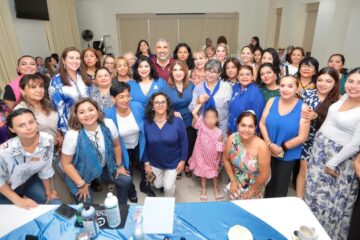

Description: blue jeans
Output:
[75,166,131,205]
[0,174,61,205]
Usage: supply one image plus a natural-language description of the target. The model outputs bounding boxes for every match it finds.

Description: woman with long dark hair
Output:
[173,43,195,70]
[296,67,340,198]
[135,39,153,58]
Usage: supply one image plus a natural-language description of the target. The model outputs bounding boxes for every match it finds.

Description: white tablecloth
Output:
[0,197,330,239]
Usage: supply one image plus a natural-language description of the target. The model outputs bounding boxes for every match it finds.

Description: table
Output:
[0,197,330,240]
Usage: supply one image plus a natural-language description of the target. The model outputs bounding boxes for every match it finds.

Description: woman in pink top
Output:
[3,55,38,110]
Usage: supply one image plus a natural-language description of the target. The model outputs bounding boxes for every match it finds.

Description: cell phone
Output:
[54,204,76,220]
[25,235,38,240]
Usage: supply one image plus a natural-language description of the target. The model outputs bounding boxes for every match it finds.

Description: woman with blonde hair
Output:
[112,57,132,84]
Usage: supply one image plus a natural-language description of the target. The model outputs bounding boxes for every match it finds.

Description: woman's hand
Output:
[174,112,183,119]
[301,108,317,121]
[198,94,209,104]
[76,184,90,202]
[46,190,59,203]
[116,166,130,177]
[144,163,152,174]
[269,143,283,156]
[176,160,185,174]
[15,197,38,210]
[230,181,240,199]
[325,166,339,177]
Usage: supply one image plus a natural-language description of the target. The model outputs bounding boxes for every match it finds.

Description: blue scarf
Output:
[63,123,117,195]
[203,80,220,110]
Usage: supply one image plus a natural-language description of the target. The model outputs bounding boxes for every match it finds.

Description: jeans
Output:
[74,166,131,205]
[0,174,61,205]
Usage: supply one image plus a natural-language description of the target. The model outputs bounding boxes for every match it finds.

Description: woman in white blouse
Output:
[304,67,360,239]
[0,108,59,209]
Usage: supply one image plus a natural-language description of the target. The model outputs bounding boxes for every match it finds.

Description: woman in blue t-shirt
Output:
[259,75,310,198]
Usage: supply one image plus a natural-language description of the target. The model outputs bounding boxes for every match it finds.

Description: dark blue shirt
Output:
[142,117,188,169]
[163,83,195,127]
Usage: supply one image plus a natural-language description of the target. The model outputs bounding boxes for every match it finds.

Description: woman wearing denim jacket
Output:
[61,98,131,204]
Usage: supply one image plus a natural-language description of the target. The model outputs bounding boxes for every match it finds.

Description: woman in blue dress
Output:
[228,65,265,134]
[163,60,195,178]
[128,56,167,107]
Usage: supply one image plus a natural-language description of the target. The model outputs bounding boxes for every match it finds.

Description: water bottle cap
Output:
[84,204,90,210]
[107,192,113,198]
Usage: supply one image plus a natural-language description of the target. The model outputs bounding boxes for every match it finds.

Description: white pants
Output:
[152,166,177,197]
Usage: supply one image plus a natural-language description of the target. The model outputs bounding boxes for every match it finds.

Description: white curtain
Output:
[0,0,21,93]
[45,0,81,55]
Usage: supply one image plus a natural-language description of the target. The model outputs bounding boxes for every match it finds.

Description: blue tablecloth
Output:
[2,201,286,240]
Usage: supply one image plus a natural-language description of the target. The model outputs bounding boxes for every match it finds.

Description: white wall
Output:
[8,0,51,58]
[266,0,360,69]
[75,0,270,56]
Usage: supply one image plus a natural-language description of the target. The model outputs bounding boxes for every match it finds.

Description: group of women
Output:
[0,36,359,239]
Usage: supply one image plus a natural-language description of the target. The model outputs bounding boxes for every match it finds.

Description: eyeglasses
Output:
[154,101,166,106]
[300,65,315,70]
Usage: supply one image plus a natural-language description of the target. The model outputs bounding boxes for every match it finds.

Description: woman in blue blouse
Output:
[143,92,188,197]
[128,56,167,107]
[228,65,265,133]
[48,47,91,134]
[163,60,195,178]
[259,75,310,198]
[105,82,155,202]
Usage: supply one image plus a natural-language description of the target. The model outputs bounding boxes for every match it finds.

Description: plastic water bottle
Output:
[81,205,99,239]
[104,192,121,228]
[76,203,84,226]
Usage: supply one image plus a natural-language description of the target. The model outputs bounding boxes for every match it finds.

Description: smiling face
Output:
[237,116,256,140]
[238,68,253,88]
[345,73,360,99]
[205,69,220,84]
[215,45,227,62]
[177,46,189,62]
[290,49,304,65]
[76,101,99,127]
[253,49,262,64]
[123,53,136,66]
[21,79,45,103]
[95,69,111,88]
[225,61,238,80]
[193,52,207,69]
[114,89,131,111]
[172,64,185,83]
[241,47,253,64]
[205,47,215,59]
[83,50,98,68]
[140,41,149,54]
[261,52,273,64]
[280,76,298,100]
[9,112,38,139]
[104,57,115,73]
[316,74,335,96]
[328,55,343,73]
[116,59,129,78]
[299,63,316,79]
[63,51,81,72]
[153,94,167,116]
[18,57,37,75]
[137,61,151,80]
[260,66,276,86]
[155,41,170,61]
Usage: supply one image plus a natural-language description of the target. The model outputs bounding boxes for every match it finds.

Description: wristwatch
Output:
[116,163,123,168]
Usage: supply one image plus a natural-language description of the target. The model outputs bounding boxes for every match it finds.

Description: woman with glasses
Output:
[143,92,188,197]
[297,57,319,96]
[189,59,232,136]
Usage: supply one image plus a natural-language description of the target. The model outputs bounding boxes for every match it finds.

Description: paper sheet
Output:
[143,197,175,234]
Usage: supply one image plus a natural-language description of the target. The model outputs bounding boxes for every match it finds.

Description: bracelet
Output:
[281,142,288,152]
[77,179,86,188]
[116,163,123,168]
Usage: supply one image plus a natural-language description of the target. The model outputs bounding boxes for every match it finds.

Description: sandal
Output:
[215,193,224,201]
[200,193,208,202]
[176,172,182,180]
[184,166,192,177]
